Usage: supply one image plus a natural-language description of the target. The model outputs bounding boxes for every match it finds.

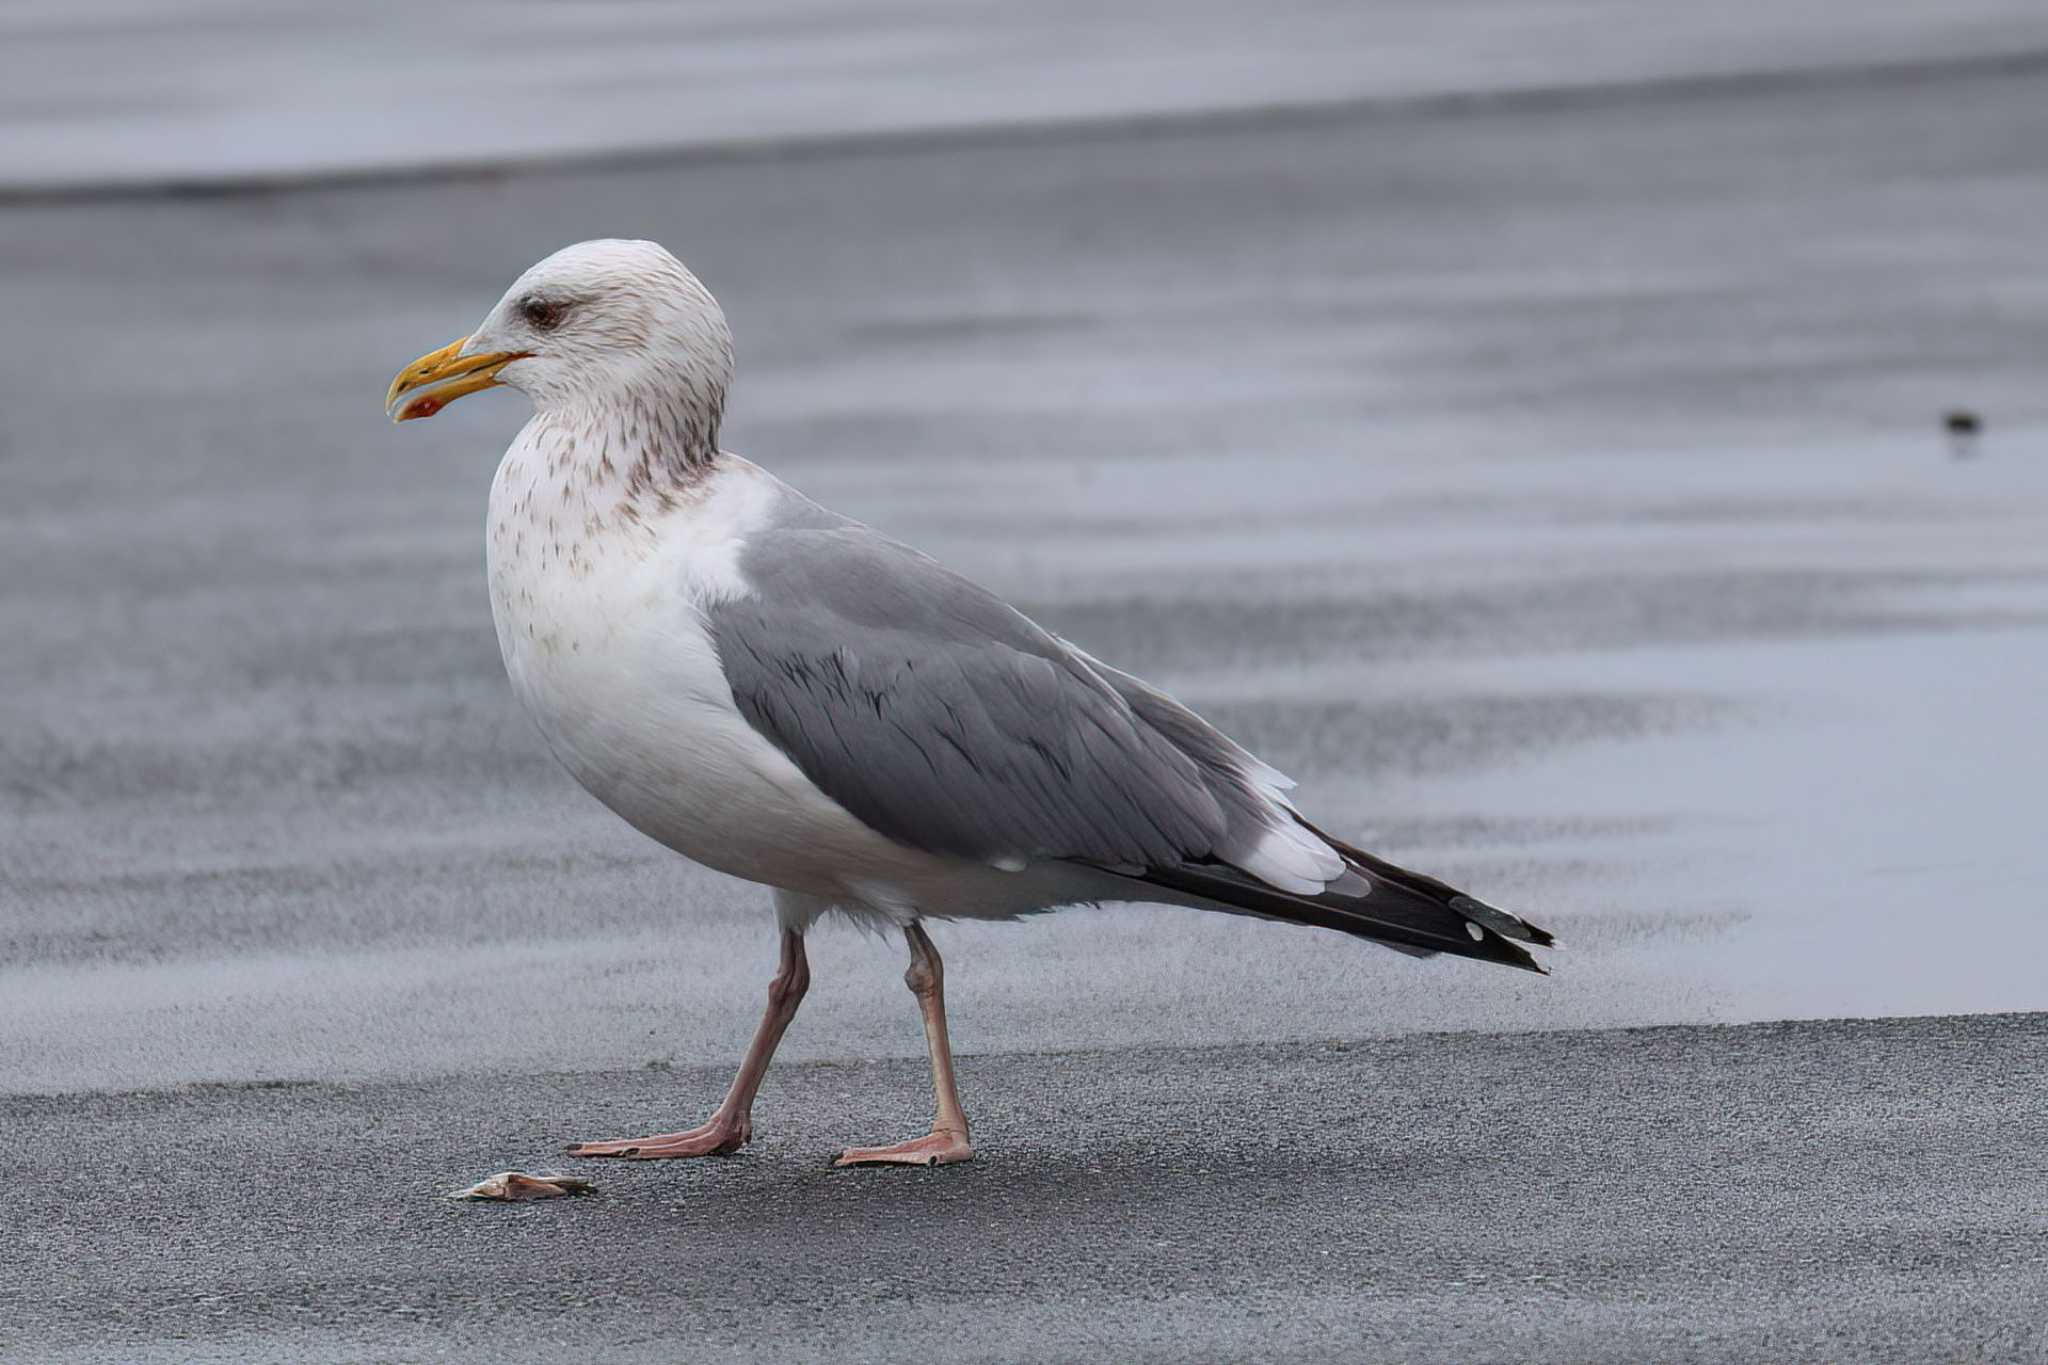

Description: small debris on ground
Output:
[1944,409,1982,458]
[450,1171,596,1202]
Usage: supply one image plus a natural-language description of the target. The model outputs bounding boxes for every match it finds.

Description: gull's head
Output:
[386,239,735,429]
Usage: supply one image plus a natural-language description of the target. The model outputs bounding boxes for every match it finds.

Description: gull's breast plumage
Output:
[483,427,1050,922]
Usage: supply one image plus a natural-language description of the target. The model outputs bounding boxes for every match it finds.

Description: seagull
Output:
[388,239,1551,1168]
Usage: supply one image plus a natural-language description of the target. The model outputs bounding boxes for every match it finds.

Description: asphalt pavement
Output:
[5,1014,2045,1362]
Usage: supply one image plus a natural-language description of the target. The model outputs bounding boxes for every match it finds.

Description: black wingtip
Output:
[1451,894,1557,949]
[1479,926,1548,974]
[1122,858,1552,973]
[1300,823,1556,946]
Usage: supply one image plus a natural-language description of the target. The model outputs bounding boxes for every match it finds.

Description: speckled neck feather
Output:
[536,375,725,518]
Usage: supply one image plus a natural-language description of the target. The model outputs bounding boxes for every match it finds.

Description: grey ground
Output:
[6,1015,2046,1363]
[5,5,2048,1361]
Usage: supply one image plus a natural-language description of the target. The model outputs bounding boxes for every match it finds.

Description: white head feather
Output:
[466,239,735,451]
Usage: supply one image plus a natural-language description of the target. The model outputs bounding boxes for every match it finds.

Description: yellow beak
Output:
[385,337,529,422]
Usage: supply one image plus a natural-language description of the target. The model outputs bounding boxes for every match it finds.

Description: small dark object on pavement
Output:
[1945,409,1982,458]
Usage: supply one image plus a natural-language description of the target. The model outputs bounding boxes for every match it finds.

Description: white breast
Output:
[484,441,935,906]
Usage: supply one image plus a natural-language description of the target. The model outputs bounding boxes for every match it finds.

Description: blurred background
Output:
[3,0,2046,1095]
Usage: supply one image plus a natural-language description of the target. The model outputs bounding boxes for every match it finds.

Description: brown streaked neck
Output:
[533,384,725,511]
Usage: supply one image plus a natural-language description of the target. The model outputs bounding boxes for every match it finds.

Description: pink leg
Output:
[569,929,809,1159]
[835,922,975,1168]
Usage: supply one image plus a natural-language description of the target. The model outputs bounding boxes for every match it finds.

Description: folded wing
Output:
[706,520,1549,969]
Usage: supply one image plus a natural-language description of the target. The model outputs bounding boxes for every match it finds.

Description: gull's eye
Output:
[521,298,570,332]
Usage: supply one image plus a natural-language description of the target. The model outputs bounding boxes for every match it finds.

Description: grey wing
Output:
[706,525,1338,888]
[707,517,1552,969]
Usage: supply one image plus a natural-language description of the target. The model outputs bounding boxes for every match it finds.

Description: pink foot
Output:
[567,1115,749,1160]
[833,1129,974,1168]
